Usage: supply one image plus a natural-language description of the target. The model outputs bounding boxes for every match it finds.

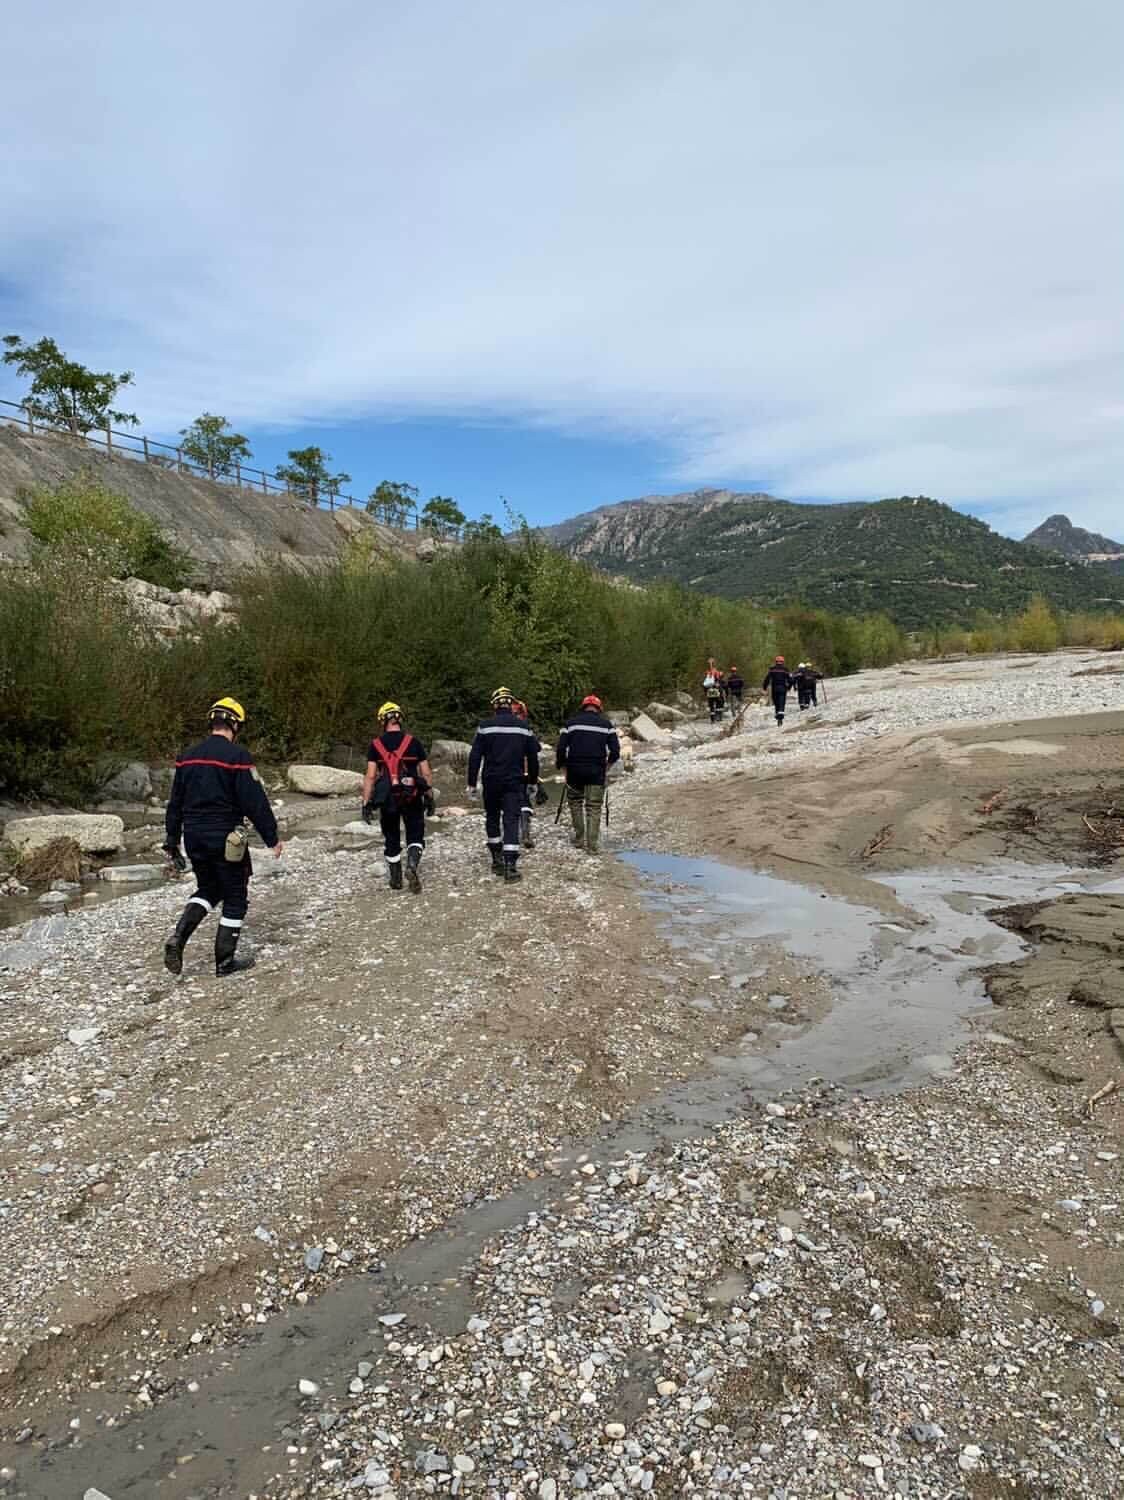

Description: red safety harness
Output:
[370,735,421,807]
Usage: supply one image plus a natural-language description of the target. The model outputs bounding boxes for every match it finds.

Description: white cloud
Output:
[2,0,1121,535]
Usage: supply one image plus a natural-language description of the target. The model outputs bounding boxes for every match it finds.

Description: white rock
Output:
[454,1455,476,1474]
[429,739,473,766]
[4,814,124,855]
[605,1422,626,1439]
[67,1027,101,1047]
[298,1378,320,1395]
[628,712,677,745]
[286,765,366,796]
[648,1309,673,1334]
[84,1491,115,1500]
[645,701,688,725]
[38,891,69,906]
[98,864,162,883]
[379,1312,406,1326]
[539,1479,557,1500]
[341,821,379,838]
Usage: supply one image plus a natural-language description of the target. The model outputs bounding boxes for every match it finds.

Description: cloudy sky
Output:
[2,1,1121,534]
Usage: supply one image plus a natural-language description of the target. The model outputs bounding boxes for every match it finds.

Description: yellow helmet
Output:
[209,696,246,724]
[377,700,402,721]
[490,685,514,706]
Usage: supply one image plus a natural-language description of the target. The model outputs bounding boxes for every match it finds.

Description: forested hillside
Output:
[546,493,1124,629]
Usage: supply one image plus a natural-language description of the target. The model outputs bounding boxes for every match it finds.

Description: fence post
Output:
[235,462,242,489]
[25,406,34,436]
[142,435,150,463]
[105,425,113,455]
[177,446,184,472]
[261,469,267,493]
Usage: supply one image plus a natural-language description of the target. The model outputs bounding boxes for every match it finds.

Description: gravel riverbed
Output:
[1,649,1123,1498]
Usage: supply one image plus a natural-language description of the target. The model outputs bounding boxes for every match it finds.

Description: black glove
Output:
[423,790,436,816]
[163,844,187,873]
[361,801,375,825]
[534,784,549,806]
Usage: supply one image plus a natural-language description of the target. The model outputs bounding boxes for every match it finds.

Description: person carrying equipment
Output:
[705,676,725,722]
[512,700,546,849]
[805,660,824,707]
[762,657,793,726]
[793,662,811,711]
[467,687,540,882]
[555,694,620,854]
[162,697,283,978]
[361,702,434,893]
[726,666,745,707]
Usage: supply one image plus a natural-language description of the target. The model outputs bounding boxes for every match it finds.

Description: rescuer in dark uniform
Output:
[361,701,434,893]
[555,694,620,854]
[762,657,793,726]
[726,666,745,708]
[163,697,283,977]
[805,660,824,706]
[793,662,811,711]
[512,700,545,849]
[467,687,541,882]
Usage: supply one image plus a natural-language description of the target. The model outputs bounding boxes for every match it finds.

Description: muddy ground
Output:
[0,670,1123,1496]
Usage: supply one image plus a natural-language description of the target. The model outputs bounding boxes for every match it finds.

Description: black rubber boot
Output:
[490,845,505,876]
[520,811,535,849]
[387,859,404,890]
[503,854,522,883]
[215,924,255,977]
[405,845,422,894]
[163,902,209,976]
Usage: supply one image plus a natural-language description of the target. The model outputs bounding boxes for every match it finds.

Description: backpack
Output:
[369,735,421,809]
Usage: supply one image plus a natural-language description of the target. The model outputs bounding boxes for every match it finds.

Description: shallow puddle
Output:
[621,851,1118,1097]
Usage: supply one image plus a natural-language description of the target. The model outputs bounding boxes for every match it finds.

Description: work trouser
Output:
[809,682,818,706]
[707,693,724,722]
[379,802,425,864]
[566,773,605,851]
[772,690,788,724]
[796,682,811,709]
[185,837,251,934]
[483,779,523,859]
[728,689,743,708]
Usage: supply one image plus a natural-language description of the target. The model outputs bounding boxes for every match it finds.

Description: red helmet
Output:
[729,665,737,671]
[512,699,528,720]
[775,655,785,664]
[581,694,602,710]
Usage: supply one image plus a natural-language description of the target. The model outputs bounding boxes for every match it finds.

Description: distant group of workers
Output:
[703,656,824,726]
[160,687,620,977]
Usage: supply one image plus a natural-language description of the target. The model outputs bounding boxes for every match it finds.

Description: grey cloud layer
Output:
[2,0,1121,534]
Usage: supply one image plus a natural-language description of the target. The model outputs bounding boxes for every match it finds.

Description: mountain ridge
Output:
[1023,513,1124,570]
[538,492,1124,629]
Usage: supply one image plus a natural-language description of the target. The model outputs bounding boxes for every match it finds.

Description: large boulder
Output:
[629,712,677,745]
[287,764,365,797]
[429,739,473,767]
[4,814,124,855]
[674,690,694,709]
[101,761,153,800]
[646,701,688,725]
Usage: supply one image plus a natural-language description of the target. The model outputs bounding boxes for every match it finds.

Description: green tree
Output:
[179,413,252,478]
[2,334,138,435]
[463,512,503,541]
[275,446,351,506]
[366,479,419,526]
[420,495,465,535]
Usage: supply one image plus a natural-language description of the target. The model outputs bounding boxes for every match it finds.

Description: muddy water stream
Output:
[5,852,1118,1497]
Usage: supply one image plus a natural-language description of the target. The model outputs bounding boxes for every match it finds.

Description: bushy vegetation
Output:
[920,596,1124,657]
[0,521,907,798]
[21,472,193,589]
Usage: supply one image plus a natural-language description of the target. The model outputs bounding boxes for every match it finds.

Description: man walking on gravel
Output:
[513,699,546,849]
[361,701,434,893]
[762,657,793,726]
[163,697,283,977]
[467,687,541,882]
[556,694,620,854]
